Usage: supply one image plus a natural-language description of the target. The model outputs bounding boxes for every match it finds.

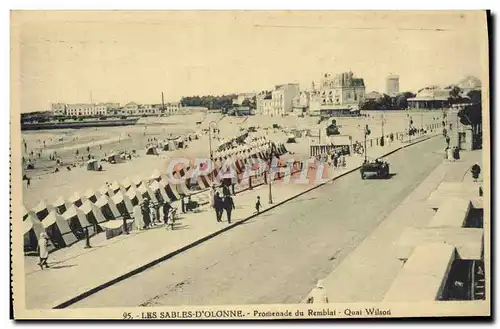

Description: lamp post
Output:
[208,121,218,161]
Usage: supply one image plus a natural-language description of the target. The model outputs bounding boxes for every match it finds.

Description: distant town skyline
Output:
[12,11,487,112]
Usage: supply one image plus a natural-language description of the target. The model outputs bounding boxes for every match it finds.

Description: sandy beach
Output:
[21,110,443,210]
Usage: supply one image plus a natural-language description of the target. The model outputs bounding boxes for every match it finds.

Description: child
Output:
[255,196,262,214]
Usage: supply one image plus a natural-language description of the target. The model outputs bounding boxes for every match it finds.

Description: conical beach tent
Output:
[33,200,54,221]
[43,210,78,248]
[95,195,120,221]
[23,212,45,252]
[63,204,91,240]
[111,191,133,219]
[52,196,68,215]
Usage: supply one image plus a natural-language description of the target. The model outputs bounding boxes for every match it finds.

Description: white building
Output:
[257,83,300,116]
[386,74,400,97]
[233,93,256,106]
[309,71,365,116]
[51,103,67,116]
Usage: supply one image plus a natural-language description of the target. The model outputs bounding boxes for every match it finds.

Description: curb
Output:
[52,134,437,309]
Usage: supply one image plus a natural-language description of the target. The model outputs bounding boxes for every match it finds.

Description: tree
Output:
[448,85,463,105]
[467,89,481,105]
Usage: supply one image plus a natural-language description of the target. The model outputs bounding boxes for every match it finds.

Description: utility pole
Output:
[161,92,165,115]
[268,143,274,204]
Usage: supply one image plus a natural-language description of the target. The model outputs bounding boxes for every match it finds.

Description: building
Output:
[292,91,311,116]
[66,103,96,117]
[256,84,300,116]
[386,75,400,97]
[407,86,453,110]
[232,93,256,106]
[309,71,365,116]
[51,103,67,116]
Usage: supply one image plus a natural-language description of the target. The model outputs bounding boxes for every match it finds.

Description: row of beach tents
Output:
[23,139,289,253]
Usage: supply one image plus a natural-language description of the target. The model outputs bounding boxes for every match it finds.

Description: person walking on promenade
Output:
[37,232,50,270]
[223,195,235,224]
[306,280,329,304]
[339,155,346,168]
[255,196,262,214]
[162,201,174,229]
[471,163,481,182]
[149,201,157,227]
[214,192,223,222]
[209,184,216,208]
[332,153,338,169]
[141,199,151,229]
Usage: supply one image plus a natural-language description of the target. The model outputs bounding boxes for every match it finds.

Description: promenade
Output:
[306,147,483,303]
[23,133,435,309]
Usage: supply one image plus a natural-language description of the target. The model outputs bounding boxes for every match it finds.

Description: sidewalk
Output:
[304,147,482,303]
[24,133,434,309]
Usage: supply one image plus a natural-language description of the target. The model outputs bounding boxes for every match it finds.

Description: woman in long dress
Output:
[37,232,50,270]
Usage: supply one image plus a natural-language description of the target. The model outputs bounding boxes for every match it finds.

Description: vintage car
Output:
[360,159,390,179]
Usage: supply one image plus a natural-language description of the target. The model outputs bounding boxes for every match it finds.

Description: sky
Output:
[11,11,489,112]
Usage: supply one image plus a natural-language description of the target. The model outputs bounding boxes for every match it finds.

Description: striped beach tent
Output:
[95,195,120,221]
[80,200,107,225]
[52,196,68,215]
[33,200,54,221]
[137,183,157,203]
[149,180,167,204]
[63,204,92,240]
[111,192,133,219]
[150,169,162,182]
[83,188,101,203]
[109,181,124,196]
[126,187,142,207]
[43,210,78,248]
[121,177,133,192]
[98,184,113,197]
[132,176,144,188]
[164,183,182,202]
[68,191,84,207]
[23,211,45,252]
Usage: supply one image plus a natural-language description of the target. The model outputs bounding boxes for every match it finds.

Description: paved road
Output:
[72,137,445,308]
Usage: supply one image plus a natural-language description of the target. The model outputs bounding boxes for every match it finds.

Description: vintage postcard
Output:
[10,10,491,319]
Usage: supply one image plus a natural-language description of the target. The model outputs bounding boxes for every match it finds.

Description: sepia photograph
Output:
[10,10,490,319]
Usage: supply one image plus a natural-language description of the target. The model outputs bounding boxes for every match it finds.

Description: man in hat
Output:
[223,195,236,224]
[471,163,481,182]
[214,192,223,222]
[37,232,50,270]
[306,280,329,304]
[141,199,151,229]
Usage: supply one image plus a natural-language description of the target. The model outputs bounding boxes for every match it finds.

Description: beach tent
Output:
[146,146,159,155]
[68,191,84,207]
[86,159,100,171]
[80,199,107,223]
[121,177,133,192]
[23,211,45,252]
[109,181,124,195]
[137,184,157,204]
[63,204,92,240]
[52,196,68,215]
[98,184,113,197]
[42,210,78,248]
[107,153,122,164]
[83,188,101,203]
[33,200,54,221]
[126,187,142,206]
[167,140,177,151]
[132,176,143,188]
[111,191,134,219]
[164,183,182,202]
[150,169,162,182]
[95,195,120,221]
[150,180,169,204]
